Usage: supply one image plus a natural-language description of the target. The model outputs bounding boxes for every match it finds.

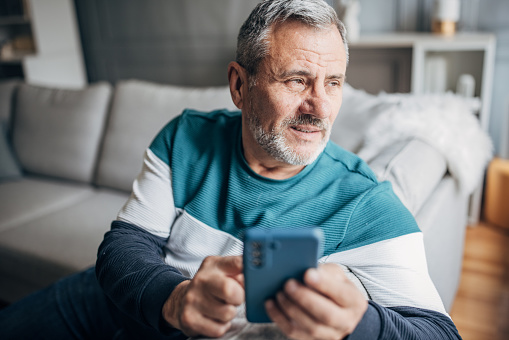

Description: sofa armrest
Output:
[415,176,469,311]
[361,138,447,216]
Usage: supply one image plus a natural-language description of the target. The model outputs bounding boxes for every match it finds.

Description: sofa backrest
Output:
[331,84,397,153]
[12,82,112,183]
[94,79,237,192]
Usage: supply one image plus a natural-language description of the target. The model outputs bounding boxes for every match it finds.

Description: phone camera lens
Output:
[252,242,261,250]
[252,258,263,267]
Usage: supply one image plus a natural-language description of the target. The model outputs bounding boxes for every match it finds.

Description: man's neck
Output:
[248,159,305,180]
[241,139,306,180]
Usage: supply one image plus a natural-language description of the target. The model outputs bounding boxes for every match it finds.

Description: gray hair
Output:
[236,0,349,77]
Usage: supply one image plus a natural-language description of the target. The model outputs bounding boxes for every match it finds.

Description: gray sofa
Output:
[0,79,471,312]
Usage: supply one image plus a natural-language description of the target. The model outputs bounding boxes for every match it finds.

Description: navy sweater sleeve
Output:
[96,220,189,335]
[348,301,462,339]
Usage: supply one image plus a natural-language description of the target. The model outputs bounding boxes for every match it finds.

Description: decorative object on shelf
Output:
[456,74,476,98]
[424,54,447,93]
[0,35,34,61]
[335,0,361,42]
[0,40,14,60]
[432,0,460,35]
[0,0,33,74]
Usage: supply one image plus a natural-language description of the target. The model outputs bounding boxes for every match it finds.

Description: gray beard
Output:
[247,113,330,166]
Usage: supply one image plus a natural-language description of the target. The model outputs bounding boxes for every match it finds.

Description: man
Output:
[0,0,461,339]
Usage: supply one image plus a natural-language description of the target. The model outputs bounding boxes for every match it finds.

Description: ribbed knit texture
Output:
[347,301,461,339]
[96,221,188,335]
[372,301,461,339]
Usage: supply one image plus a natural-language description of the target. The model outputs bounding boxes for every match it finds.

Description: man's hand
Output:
[162,255,244,338]
[265,263,368,340]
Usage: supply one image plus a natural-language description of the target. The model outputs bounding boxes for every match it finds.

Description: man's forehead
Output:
[292,48,343,66]
[263,27,346,75]
[268,22,345,62]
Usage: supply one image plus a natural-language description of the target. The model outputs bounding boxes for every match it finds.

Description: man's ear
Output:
[228,62,248,110]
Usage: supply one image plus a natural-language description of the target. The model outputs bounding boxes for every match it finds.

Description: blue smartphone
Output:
[243,228,323,323]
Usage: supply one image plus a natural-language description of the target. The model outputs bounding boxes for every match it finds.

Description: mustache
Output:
[283,114,330,130]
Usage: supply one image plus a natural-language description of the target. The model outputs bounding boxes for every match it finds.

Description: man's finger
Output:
[195,256,244,305]
[282,279,351,327]
[304,264,361,307]
[200,299,239,323]
[205,274,244,306]
[265,299,297,337]
[266,296,340,340]
[180,308,232,338]
[215,255,243,276]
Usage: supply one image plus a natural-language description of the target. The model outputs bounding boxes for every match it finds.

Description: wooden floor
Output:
[449,221,509,340]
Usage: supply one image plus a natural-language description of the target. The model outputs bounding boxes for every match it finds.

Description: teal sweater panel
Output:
[150,109,419,257]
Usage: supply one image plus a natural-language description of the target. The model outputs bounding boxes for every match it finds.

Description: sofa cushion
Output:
[0,189,128,302]
[330,84,393,153]
[95,80,237,192]
[0,177,95,233]
[363,138,447,216]
[12,83,112,183]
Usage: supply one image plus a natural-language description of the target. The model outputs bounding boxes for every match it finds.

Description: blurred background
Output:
[0,0,508,160]
[0,1,507,339]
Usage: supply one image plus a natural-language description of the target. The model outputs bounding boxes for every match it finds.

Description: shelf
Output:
[0,15,30,25]
[0,51,34,63]
[0,0,32,79]
[349,32,496,50]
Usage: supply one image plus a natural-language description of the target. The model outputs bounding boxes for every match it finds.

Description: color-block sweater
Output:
[96,109,461,339]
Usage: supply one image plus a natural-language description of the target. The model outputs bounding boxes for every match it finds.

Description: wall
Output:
[75,0,259,86]
[477,1,509,158]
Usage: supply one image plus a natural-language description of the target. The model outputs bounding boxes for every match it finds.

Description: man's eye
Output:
[286,79,306,90]
[289,78,304,85]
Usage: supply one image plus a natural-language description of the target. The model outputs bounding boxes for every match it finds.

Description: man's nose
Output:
[299,85,331,119]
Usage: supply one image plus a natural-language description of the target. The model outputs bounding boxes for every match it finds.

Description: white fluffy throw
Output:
[358,92,493,195]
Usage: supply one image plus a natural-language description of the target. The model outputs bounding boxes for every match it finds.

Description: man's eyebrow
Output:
[279,70,345,80]
[326,74,345,81]
[279,70,312,78]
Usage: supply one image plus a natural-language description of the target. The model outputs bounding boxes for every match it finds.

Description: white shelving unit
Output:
[0,0,86,87]
[349,32,497,224]
[0,0,35,78]
[22,0,86,88]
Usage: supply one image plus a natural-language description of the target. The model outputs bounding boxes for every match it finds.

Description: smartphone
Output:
[243,227,323,323]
